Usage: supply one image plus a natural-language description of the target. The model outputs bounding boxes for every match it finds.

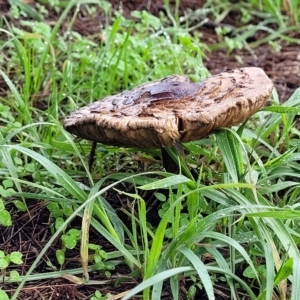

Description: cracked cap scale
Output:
[64,67,273,149]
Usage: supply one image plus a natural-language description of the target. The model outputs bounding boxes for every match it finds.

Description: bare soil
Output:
[0,1,299,299]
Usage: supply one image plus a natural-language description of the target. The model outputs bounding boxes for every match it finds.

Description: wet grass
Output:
[1,1,300,299]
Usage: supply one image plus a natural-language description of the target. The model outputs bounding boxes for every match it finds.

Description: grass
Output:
[1,0,300,299]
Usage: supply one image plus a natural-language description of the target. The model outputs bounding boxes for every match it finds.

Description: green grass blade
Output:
[291,258,300,300]
[138,174,193,190]
[216,129,244,183]
[178,247,215,300]
[122,266,192,300]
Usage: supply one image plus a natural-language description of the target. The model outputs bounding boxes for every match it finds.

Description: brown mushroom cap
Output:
[64,67,273,149]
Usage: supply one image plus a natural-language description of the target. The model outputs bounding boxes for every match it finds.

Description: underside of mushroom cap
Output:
[64,67,273,148]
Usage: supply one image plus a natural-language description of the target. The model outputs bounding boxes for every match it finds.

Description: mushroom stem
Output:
[161,147,179,174]
[88,141,97,172]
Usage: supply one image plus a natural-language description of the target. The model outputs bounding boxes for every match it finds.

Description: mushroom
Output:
[64,67,273,173]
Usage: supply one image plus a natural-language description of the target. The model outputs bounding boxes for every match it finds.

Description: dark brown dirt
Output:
[0,1,299,299]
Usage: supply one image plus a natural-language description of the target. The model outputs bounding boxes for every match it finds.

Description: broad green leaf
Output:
[0,289,9,300]
[13,200,27,212]
[244,265,266,279]
[62,235,77,249]
[0,258,9,269]
[9,252,23,265]
[3,180,13,188]
[154,192,166,202]
[9,270,20,281]
[0,210,12,226]
[54,217,64,231]
[56,249,65,266]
